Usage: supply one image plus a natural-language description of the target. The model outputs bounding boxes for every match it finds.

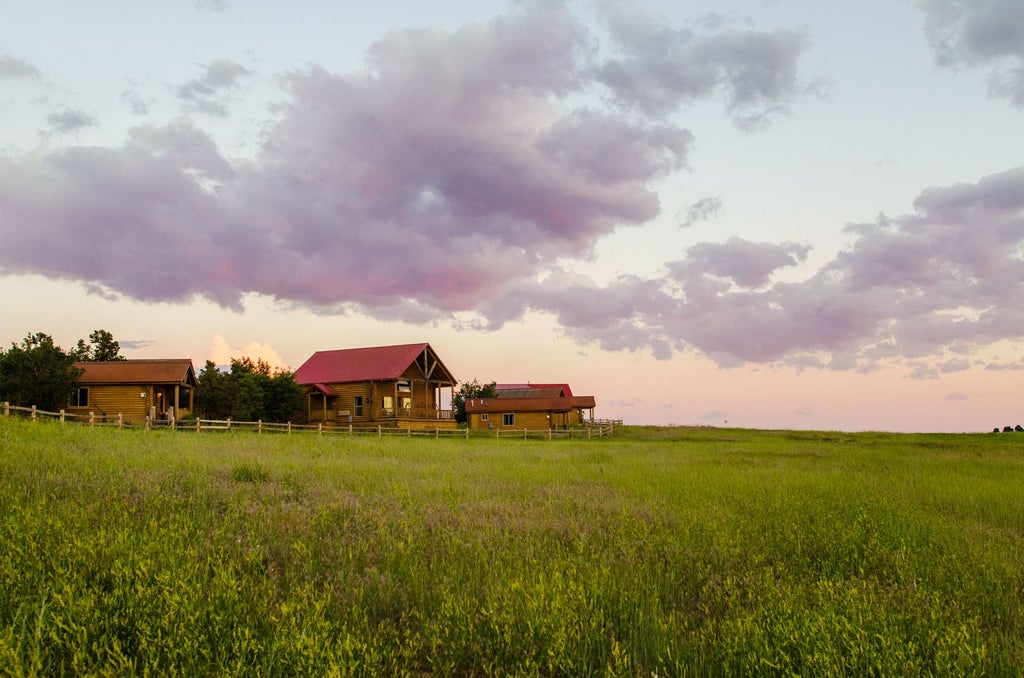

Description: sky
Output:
[1,0,1023,432]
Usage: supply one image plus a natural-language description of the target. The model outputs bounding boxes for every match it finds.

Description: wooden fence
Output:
[1,402,619,440]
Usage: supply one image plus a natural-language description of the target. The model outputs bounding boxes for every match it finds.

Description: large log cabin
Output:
[293,343,457,429]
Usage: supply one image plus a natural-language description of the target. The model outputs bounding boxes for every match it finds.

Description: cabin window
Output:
[397,380,411,393]
[382,396,394,416]
[71,387,89,407]
[480,413,489,421]
[354,396,363,417]
[399,396,412,413]
[502,413,515,427]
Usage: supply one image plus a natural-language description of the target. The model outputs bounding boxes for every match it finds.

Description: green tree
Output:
[194,357,304,422]
[72,329,125,362]
[0,333,83,411]
[194,360,229,419]
[452,378,497,424]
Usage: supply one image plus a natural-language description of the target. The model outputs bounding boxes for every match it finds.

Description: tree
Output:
[72,329,125,362]
[452,378,497,424]
[0,333,82,410]
[194,357,304,422]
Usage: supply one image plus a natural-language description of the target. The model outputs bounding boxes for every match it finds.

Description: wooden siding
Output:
[66,384,193,422]
[306,377,452,426]
[468,407,586,430]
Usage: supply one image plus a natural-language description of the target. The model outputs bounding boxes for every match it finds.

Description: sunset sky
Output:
[2,0,1022,432]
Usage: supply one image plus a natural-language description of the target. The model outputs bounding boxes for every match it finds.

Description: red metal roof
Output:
[74,359,196,386]
[293,343,455,386]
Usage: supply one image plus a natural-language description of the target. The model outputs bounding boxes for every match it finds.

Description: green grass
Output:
[1,419,1022,675]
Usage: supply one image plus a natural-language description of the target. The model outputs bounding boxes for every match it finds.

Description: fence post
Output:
[287,422,292,434]
[523,428,527,440]
[588,427,591,439]
[436,428,439,438]
[465,427,469,439]
[548,428,552,441]
[89,411,95,426]
[118,414,123,429]
[31,406,37,421]
[378,425,382,438]
[226,417,231,431]
[407,426,412,437]
[170,416,176,431]
[318,423,323,435]
[195,418,201,432]
[348,424,353,435]
[146,415,151,430]
[60,409,65,424]
[3,401,8,417]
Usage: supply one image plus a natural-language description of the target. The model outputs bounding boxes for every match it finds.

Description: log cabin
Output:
[465,383,596,430]
[293,343,457,429]
[67,359,196,422]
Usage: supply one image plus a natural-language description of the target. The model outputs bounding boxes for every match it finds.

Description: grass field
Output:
[1,418,1022,676]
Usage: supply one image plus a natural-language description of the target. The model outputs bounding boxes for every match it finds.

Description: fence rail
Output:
[1,402,617,440]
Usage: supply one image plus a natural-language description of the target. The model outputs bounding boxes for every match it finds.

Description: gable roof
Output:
[496,388,565,399]
[465,395,596,413]
[496,383,574,397]
[293,343,456,386]
[75,359,196,387]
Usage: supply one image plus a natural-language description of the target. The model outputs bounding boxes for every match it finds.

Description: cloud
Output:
[45,109,98,135]
[0,54,41,80]
[209,335,289,370]
[484,166,1024,371]
[671,237,810,288]
[917,0,1024,105]
[679,196,722,227]
[177,59,250,116]
[594,0,814,128]
[122,89,150,115]
[945,392,969,400]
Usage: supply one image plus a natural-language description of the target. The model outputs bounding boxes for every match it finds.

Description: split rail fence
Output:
[1,402,620,440]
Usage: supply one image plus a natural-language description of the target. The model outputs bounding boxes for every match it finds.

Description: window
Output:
[382,396,394,416]
[71,387,89,407]
[397,380,411,393]
[399,396,412,413]
[353,396,363,417]
[480,413,489,421]
[502,413,515,427]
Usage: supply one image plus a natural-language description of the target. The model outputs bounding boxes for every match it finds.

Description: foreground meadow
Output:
[1,419,1022,676]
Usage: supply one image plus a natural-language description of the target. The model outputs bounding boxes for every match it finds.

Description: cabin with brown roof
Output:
[293,343,457,429]
[68,359,197,422]
[465,382,596,430]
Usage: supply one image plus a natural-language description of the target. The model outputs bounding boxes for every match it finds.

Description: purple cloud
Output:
[917,0,1024,105]
[177,59,250,116]
[595,0,813,128]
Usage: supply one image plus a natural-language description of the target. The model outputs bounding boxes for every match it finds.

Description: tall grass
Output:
[1,419,1022,675]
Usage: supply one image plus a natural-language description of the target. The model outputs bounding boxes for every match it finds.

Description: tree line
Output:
[0,331,304,422]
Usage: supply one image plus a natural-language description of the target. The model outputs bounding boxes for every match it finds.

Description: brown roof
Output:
[75,360,196,387]
[465,396,596,413]
[294,343,456,386]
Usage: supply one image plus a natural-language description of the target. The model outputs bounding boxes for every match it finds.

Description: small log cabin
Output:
[67,359,197,422]
[293,343,457,429]
[465,383,596,430]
